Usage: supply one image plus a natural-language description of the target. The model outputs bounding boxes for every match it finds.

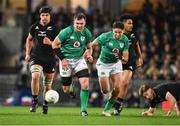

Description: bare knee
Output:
[101,89,109,94]
[79,78,89,90]
[63,86,70,93]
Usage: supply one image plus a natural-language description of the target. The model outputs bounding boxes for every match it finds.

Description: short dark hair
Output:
[39,6,52,14]
[113,21,124,29]
[139,85,151,96]
[120,14,133,22]
[74,13,86,20]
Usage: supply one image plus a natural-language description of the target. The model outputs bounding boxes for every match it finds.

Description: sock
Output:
[32,95,38,102]
[43,100,48,106]
[117,98,124,102]
[70,85,75,93]
[80,89,89,112]
[104,100,114,112]
[114,98,124,110]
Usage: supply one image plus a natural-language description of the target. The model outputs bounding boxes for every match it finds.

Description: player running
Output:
[90,21,129,116]
[25,6,58,114]
[52,13,93,116]
[113,14,143,116]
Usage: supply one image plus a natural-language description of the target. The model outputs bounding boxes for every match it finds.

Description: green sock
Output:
[104,100,114,112]
[69,85,75,93]
[80,89,89,112]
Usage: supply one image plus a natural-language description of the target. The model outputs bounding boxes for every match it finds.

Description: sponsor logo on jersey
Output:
[70,36,74,39]
[52,68,55,72]
[119,43,124,48]
[80,36,85,41]
[112,48,119,53]
[47,26,52,30]
[74,41,80,47]
[38,31,46,36]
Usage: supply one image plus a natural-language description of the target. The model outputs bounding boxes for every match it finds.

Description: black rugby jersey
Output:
[29,22,58,62]
[124,32,138,64]
[150,83,180,108]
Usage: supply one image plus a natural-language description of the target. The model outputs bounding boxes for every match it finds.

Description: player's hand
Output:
[136,57,143,68]
[43,37,52,45]
[25,54,30,63]
[165,111,172,116]
[61,58,69,71]
[141,111,153,116]
[177,111,180,116]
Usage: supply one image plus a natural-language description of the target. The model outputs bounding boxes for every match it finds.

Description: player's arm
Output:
[121,52,129,64]
[52,37,69,70]
[165,91,177,116]
[25,33,33,62]
[84,43,93,63]
[121,36,129,64]
[141,107,155,116]
[135,41,143,67]
[52,37,65,60]
[84,39,99,62]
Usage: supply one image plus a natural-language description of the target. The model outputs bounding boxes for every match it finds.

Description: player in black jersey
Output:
[25,6,58,114]
[139,82,180,116]
[113,14,143,116]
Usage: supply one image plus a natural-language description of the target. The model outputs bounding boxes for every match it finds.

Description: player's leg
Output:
[42,72,54,114]
[59,59,75,97]
[113,70,133,116]
[29,64,43,112]
[96,59,112,116]
[102,72,122,117]
[76,69,90,116]
[41,61,56,114]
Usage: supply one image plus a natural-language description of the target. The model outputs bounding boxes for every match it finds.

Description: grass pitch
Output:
[0,106,179,125]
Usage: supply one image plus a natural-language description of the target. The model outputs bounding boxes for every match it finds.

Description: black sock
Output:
[43,100,48,106]
[117,98,124,102]
[32,95,38,105]
[32,95,38,101]
[114,98,124,110]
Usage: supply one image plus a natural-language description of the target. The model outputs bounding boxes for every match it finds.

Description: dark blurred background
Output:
[0,0,179,108]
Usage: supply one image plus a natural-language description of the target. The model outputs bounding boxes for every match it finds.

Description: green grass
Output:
[0,106,179,125]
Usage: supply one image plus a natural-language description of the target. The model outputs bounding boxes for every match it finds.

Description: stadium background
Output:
[0,0,179,109]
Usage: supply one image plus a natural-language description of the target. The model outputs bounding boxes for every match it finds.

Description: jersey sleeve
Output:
[123,35,129,53]
[57,28,68,44]
[85,29,93,45]
[96,33,107,45]
[149,100,157,108]
[29,25,35,37]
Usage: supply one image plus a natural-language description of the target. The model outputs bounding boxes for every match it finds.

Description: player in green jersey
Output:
[113,14,143,116]
[89,21,129,116]
[52,13,93,116]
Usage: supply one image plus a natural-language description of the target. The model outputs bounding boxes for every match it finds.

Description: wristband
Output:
[53,48,65,60]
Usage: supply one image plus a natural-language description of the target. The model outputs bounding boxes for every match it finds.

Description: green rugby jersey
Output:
[96,31,129,63]
[57,26,92,58]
